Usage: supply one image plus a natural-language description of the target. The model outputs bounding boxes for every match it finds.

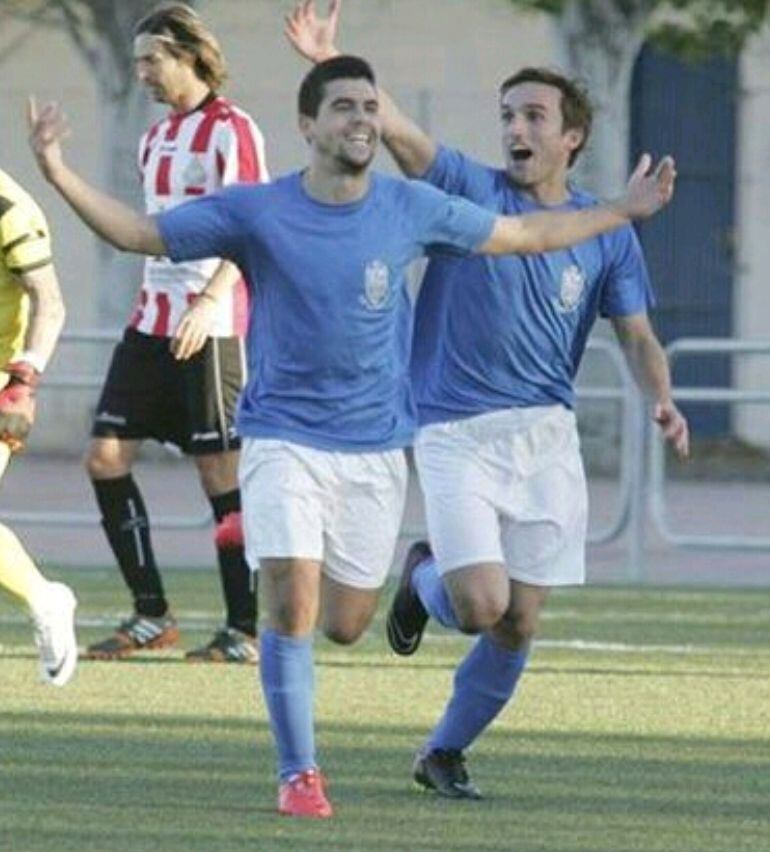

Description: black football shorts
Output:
[91,328,245,455]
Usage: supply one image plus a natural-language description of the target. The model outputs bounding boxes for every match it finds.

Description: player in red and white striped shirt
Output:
[132,86,265,338]
[85,3,268,663]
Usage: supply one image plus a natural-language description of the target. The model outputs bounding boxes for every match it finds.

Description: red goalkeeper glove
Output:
[0,362,39,452]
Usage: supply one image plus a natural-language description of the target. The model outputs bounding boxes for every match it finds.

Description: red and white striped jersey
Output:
[130,95,268,338]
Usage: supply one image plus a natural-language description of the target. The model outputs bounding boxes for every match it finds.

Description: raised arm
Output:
[284,0,436,176]
[27,98,165,256]
[612,313,689,458]
[479,154,676,254]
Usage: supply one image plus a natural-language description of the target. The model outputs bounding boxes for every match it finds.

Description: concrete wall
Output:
[1,0,768,453]
[0,0,554,453]
[1,12,104,451]
[735,21,770,449]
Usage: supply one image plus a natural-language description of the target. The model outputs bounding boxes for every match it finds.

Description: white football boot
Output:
[31,581,78,686]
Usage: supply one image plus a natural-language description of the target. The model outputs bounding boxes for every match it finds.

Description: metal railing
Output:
[0,328,213,530]
[575,337,641,548]
[2,331,642,562]
[649,338,770,550]
[9,329,769,571]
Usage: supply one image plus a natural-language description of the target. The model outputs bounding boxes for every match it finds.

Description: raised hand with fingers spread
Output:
[616,153,677,220]
[285,0,342,63]
[27,97,71,183]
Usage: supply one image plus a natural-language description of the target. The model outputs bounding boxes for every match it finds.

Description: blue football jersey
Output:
[412,146,655,425]
[158,170,494,451]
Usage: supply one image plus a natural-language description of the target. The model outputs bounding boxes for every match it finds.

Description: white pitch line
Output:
[419,633,768,658]
[0,612,219,629]
[537,638,711,654]
[1,613,766,659]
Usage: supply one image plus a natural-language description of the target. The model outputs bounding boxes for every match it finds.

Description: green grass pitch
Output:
[1,568,769,851]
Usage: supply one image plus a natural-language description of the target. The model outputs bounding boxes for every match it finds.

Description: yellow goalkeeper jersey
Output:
[0,168,53,369]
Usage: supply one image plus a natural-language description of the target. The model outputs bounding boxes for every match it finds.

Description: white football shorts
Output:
[415,405,588,587]
[239,438,408,589]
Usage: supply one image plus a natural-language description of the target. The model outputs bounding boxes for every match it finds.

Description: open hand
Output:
[284,0,341,63]
[618,153,676,220]
[170,296,218,361]
[27,96,70,183]
[653,399,689,459]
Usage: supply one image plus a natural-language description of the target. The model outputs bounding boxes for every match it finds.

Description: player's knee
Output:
[215,511,244,550]
[492,608,539,649]
[322,604,375,644]
[84,452,120,480]
[322,622,364,646]
[268,596,315,636]
[453,589,509,634]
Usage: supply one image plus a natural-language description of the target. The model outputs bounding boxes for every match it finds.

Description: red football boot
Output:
[278,769,333,819]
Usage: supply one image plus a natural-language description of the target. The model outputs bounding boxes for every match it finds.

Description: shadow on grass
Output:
[1,714,768,852]
[4,642,770,683]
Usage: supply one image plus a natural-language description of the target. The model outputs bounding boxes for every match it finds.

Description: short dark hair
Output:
[499,67,592,167]
[134,3,227,91]
[298,55,376,118]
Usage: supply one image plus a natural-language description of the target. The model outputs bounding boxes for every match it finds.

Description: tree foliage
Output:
[511,0,769,59]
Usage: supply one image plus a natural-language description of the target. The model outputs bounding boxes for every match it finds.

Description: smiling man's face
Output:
[304,77,381,175]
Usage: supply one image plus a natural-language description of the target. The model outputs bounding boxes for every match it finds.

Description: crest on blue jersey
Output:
[360,259,391,310]
[556,264,585,313]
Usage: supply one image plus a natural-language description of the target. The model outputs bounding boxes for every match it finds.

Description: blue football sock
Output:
[427,634,528,752]
[412,556,459,629]
[259,629,316,781]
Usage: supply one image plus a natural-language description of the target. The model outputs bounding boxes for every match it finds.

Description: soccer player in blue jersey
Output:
[286,0,690,801]
[30,54,674,817]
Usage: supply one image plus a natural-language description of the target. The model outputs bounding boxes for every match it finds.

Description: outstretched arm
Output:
[612,313,689,458]
[479,154,676,254]
[284,0,436,176]
[27,97,165,256]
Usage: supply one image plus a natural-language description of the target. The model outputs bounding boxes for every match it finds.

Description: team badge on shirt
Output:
[182,156,207,187]
[360,259,391,310]
[556,264,586,313]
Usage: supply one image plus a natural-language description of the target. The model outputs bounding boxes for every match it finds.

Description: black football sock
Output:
[209,489,257,637]
[92,474,168,618]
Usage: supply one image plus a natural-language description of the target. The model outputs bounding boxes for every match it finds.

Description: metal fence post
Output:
[626,385,648,581]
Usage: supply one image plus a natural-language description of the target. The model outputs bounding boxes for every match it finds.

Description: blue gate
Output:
[630,46,737,435]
